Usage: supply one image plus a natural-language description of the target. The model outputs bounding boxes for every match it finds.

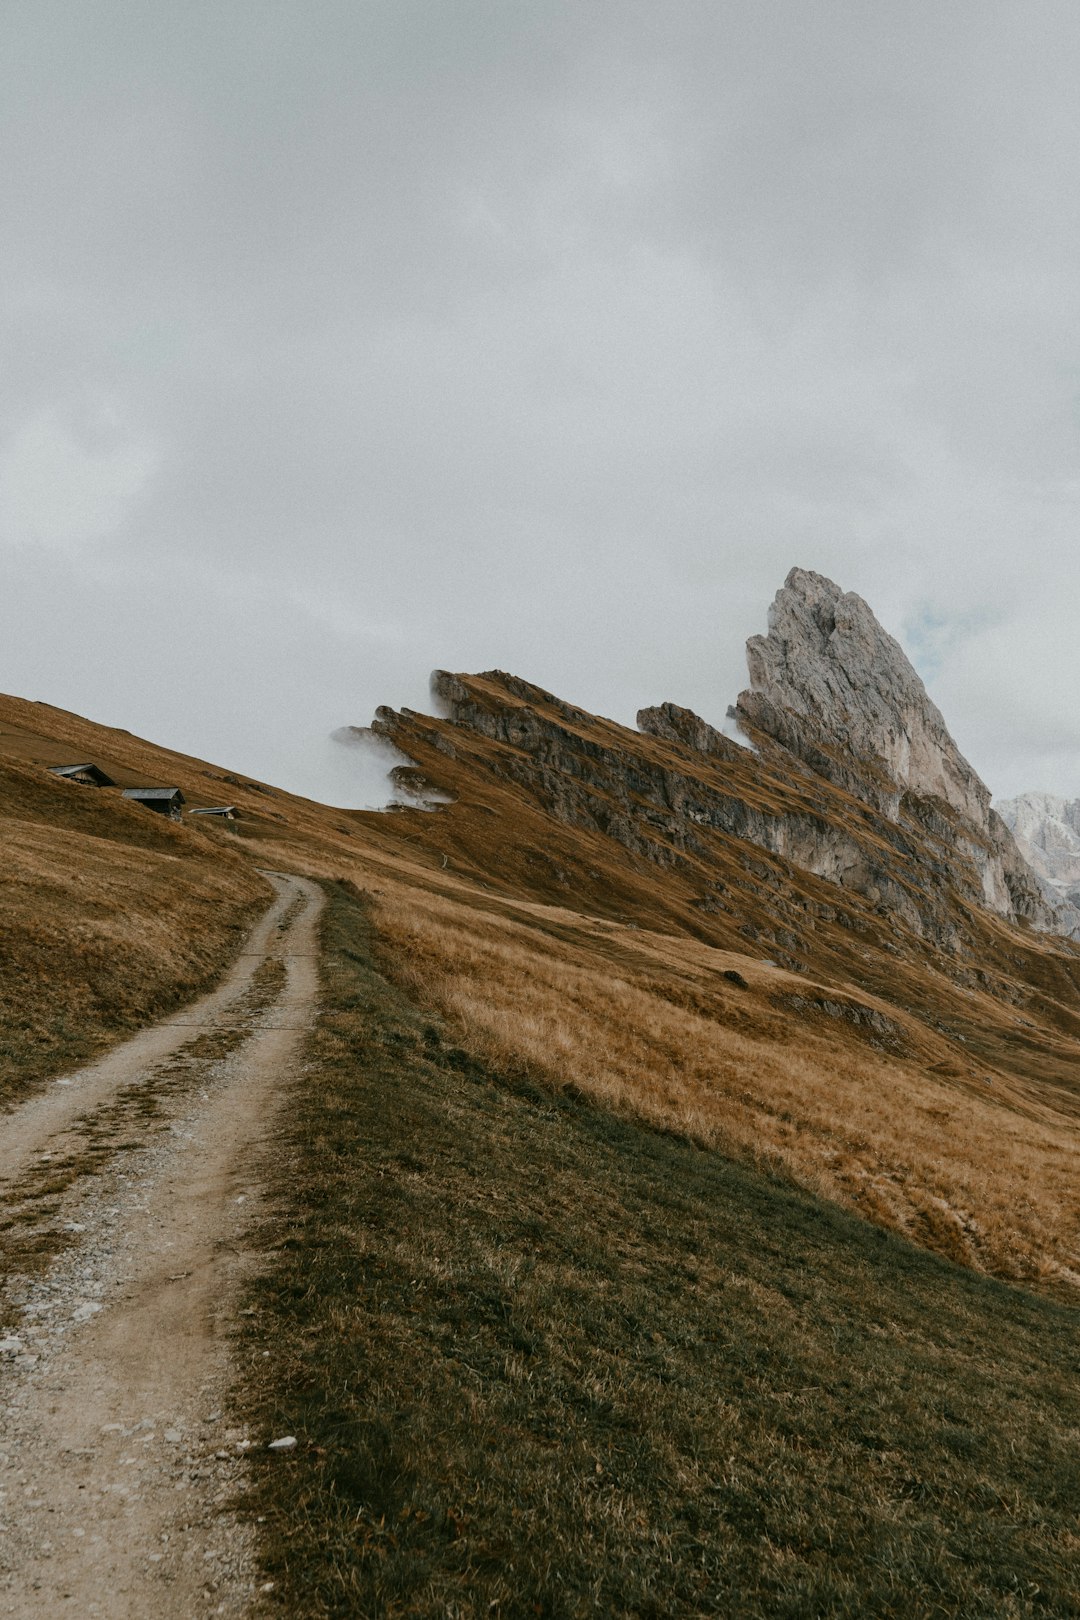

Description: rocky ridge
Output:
[361,569,1072,999]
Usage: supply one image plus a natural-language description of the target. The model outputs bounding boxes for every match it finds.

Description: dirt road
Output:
[0,870,323,1617]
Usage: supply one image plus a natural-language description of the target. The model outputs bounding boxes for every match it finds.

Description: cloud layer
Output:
[3,2,1080,803]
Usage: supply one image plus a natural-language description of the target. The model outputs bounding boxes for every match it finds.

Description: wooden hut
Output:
[48,763,115,787]
[122,787,186,820]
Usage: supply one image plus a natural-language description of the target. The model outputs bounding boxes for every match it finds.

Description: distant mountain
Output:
[997,791,1080,914]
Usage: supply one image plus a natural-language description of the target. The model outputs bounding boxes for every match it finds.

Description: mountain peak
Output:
[739,567,989,828]
[735,568,1056,928]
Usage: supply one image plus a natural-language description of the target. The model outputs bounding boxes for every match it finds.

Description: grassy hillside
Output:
[5,681,1080,1281]
[6,686,1080,1610]
[0,752,270,1103]
[371,880,1080,1284]
[0,704,273,1102]
[238,882,1080,1619]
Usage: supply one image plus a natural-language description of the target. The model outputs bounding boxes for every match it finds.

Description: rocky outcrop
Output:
[360,569,1064,959]
[734,568,1054,930]
[737,568,987,822]
[636,703,744,763]
[393,662,1031,953]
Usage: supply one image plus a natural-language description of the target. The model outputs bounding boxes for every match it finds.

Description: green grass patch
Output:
[238,880,1080,1618]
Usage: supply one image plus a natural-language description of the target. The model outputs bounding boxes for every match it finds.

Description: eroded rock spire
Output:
[734,567,1052,926]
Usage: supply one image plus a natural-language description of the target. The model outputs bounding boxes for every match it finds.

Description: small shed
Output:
[188,805,239,820]
[48,762,115,787]
[122,787,186,821]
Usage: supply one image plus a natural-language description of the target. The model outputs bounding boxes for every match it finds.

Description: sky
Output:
[3,1,1080,807]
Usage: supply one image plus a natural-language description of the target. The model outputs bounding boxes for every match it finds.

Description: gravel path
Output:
[0,871,323,1617]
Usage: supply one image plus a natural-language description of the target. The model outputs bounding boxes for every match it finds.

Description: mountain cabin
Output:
[48,763,115,787]
[122,787,186,820]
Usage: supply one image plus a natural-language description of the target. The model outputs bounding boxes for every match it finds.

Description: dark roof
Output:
[49,762,115,785]
[122,787,186,803]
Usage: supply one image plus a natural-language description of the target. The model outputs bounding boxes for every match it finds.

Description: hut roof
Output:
[122,786,186,803]
[49,762,115,786]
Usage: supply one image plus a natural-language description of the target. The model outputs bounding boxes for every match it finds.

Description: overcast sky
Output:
[3,1,1080,806]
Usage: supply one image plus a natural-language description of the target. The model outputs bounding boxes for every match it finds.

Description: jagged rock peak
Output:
[737,567,990,829]
[636,702,745,762]
[731,567,1059,928]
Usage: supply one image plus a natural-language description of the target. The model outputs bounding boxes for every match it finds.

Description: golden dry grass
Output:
[13,672,1077,1610]
[373,882,1080,1285]
[237,880,1080,1619]
[6,676,1080,1289]
[0,756,267,1101]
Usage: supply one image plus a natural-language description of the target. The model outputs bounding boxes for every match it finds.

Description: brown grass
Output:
[235,881,1080,1619]
[0,756,268,1103]
[6,676,1080,1290]
[373,884,1080,1285]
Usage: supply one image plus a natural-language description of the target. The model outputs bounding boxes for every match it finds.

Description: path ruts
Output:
[0,871,323,1618]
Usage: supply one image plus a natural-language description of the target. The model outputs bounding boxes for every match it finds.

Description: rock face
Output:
[363,567,1064,964]
[734,567,1053,928]
[738,569,986,823]
[998,793,1080,916]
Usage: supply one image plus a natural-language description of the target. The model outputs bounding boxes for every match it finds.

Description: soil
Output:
[0,871,323,1617]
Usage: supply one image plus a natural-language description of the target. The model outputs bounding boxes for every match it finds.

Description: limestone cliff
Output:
[358,568,1067,995]
[734,568,1054,930]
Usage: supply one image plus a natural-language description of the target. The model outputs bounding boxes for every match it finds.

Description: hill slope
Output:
[0,696,270,1100]
[5,567,1080,1283]
[240,881,1080,1619]
[353,575,1080,1282]
[5,569,1080,1614]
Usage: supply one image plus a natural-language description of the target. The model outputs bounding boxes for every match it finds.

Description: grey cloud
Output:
[3,2,1080,804]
